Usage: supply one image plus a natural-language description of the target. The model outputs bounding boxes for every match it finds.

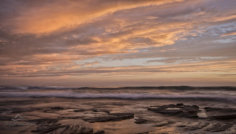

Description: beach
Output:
[0,87,235,134]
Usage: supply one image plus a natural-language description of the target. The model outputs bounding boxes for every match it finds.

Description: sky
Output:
[0,0,236,87]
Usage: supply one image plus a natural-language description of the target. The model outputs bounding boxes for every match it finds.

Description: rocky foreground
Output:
[0,98,236,134]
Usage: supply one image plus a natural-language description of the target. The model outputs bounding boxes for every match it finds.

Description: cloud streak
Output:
[0,0,236,86]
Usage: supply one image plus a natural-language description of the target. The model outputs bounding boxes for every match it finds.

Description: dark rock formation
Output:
[0,116,12,121]
[83,113,134,123]
[11,107,41,113]
[184,122,209,131]
[94,130,105,134]
[205,123,233,132]
[30,118,104,134]
[32,123,64,134]
[50,107,64,110]
[29,118,58,124]
[153,120,173,127]
[148,103,199,118]
[204,107,236,120]
[135,118,148,124]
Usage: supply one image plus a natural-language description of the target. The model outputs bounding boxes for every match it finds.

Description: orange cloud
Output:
[0,0,236,86]
[3,0,184,34]
[222,31,236,37]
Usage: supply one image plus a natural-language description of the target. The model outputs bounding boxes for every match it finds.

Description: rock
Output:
[74,109,87,112]
[32,119,95,134]
[11,108,30,113]
[83,113,134,123]
[0,116,12,121]
[176,124,186,127]
[148,104,199,118]
[210,114,236,120]
[185,122,209,131]
[153,120,172,127]
[74,109,109,114]
[50,107,64,110]
[205,123,232,132]
[11,107,41,113]
[204,107,236,120]
[32,123,64,134]
[176,103,184,106]
[43,107,65,113]
[0,108,8,112]
[94,130,105,134]
[29,118,58,124]
[135,118,148,124]
[70,125,93,134]
[205,107,236,112]
[92,109,98,112]
[137,132,149,134]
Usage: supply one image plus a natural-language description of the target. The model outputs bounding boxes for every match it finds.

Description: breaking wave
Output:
[0,91,235,103]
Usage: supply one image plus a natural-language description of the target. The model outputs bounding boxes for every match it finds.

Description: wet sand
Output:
[0,97,236,134]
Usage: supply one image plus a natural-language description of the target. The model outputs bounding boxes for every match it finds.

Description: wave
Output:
[1,86,236,90]
[0,92,235,103]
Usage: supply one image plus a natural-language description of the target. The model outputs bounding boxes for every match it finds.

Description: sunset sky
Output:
[0,0,236,87]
